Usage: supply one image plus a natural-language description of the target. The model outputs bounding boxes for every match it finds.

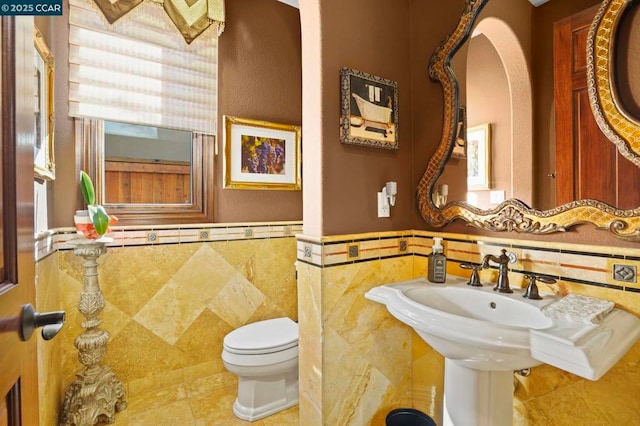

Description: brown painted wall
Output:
[410,0,470,229]
[45,0,302,227]
[216,0,303,222]
[41,0,640,247]
[314,0,415,236]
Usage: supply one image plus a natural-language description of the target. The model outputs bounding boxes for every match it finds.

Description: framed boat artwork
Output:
[340,68,398,149]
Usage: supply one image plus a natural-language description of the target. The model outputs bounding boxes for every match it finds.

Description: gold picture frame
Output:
[451,106,467,159]
[466,123,491,191]
[223,116,301,190]
[34,25,55,181]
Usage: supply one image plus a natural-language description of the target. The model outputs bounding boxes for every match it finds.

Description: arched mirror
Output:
[418,0,640,240]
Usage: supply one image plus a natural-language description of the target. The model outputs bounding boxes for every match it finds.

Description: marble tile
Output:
[174,309,234,372]
[125,383,189,415]
[104,319,192,382]
[182,361,220,383]
[519,247,561,277]
[172,244,240,299]
[514,364,574,402]
[413,255,428,279]
[126,399,195,426]
[158,228,181,244]
[260,405,299,425]
[207,273,265,329]
[557,251,610,283]
[376,256,414,284]
[36,254,62,426]
[445,239,480,263]
[184,371,237,398]
[127,368,185,398]
[134,278,207,345]
[93,244,198,318]
[213,238,298,320]
[297,263,323,426]
[190,382,249,425]
[413,236,434,257]
[413,348,445,423]
[323,262,379,323]
[359,239,380,261]
[515,350,640,424]
[323,327,393,424]
[607,259,640,287]
[378,237,402,258]
[323,242,349,266]
[45,227,640,426]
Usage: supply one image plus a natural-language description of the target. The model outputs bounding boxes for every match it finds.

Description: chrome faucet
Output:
[481,249,516,293]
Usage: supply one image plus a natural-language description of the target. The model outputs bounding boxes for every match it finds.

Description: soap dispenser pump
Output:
[428,237,447,283]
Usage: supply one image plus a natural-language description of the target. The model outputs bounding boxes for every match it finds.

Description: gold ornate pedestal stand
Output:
[60,238,127,426]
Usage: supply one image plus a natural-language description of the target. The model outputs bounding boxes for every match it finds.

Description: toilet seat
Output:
[221,317,300,421]
[223,317,298,355]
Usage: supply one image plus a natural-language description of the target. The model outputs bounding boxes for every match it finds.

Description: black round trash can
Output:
[385,408,436,426]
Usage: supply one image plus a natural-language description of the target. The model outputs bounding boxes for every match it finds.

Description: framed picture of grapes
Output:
[223,116,302,190]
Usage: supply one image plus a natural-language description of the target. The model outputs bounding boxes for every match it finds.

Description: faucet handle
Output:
[460,263,483,287]
[522,274,557,300]
[503,250,518,264]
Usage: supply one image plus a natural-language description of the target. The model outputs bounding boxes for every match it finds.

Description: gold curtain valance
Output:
[92,0,225,44]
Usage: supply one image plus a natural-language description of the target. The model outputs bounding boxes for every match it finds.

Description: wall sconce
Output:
[378,182,397,218]
[432,184,448,208]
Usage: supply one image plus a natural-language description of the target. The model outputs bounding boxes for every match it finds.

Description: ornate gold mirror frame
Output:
[587,0,640,166]
[417,0,640,241]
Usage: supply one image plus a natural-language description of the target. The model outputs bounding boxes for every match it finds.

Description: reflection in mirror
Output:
[33,25,55,181]
[446,8,533,210]
[104,121,193,204]
[418,0,640,240]
[616,3,640,120]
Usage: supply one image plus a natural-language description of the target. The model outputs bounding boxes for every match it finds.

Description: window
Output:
[78,119,214,224]
[69,0,218,224]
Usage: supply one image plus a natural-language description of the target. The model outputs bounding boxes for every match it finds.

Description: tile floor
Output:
[110,370,299,426]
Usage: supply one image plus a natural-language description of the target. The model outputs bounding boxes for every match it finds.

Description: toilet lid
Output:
[224,317,298,353]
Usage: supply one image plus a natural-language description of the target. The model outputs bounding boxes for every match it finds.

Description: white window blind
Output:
[69,0,218,134]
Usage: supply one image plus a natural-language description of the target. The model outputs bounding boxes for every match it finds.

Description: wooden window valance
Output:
[92,0,225,44]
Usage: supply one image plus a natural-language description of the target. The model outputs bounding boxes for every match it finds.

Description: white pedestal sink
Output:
[366,277,640,426]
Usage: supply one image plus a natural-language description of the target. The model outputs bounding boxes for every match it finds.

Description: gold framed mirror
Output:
[588,0,640,166]
[417,0,640,241]
[34,25,55,181]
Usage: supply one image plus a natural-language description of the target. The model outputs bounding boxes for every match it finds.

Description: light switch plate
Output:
[377,192,390,217]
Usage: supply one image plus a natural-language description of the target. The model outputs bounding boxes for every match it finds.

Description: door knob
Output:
[19,304,65,341]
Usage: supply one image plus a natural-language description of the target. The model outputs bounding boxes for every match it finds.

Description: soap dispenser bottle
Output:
[428,237,447,283]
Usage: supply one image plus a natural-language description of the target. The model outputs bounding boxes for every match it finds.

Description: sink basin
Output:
[403,284,553,328]
[366,276,640,426]
[366,276,556,371]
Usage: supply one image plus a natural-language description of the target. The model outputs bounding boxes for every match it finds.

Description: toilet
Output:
[222,317,299,421]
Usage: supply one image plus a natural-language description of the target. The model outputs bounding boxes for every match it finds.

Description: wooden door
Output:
[554,5,640,209]
[0,16,39,426]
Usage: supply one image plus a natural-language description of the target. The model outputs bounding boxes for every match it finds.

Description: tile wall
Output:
[35,224,640,425]
[296,230,640,425]
[35,222,301,425]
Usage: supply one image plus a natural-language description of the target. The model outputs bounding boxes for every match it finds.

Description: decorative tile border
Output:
[34,222,303,262]
[296,230,640,293]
